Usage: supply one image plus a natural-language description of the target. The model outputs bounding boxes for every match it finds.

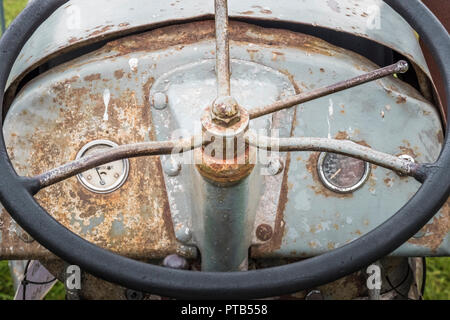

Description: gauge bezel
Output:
[76,140,130,194]
[317,152,371,194]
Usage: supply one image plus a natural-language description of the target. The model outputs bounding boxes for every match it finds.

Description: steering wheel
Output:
[0,0,448,299]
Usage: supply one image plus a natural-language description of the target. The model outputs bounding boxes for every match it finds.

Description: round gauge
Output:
[317,152,370,193]
[76,140,129,194]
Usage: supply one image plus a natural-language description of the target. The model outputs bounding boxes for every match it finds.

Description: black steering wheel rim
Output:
[0,0,449,299]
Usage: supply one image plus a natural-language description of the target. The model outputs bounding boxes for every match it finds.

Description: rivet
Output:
[256,224,273,242]
[151,92,168,110]
[267,158,284,176]
[175,227,192,243]
[163,157,181,177]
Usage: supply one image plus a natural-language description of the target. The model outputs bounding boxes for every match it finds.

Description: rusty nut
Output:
[211,96,241,127]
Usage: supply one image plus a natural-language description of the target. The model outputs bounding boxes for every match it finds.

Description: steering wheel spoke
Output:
[33,136,202,189]
[247,133,425,181]
[248,60,409,119]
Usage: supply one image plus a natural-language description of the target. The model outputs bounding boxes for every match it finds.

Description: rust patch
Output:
[239,10,254,15]
[384,177,394,187]
[252,154,291,256]
[396,95,407,104]
[246,49,259,61]
[271,51,285,62]
[4,68,180,259]
[83,73,101,82]
[88,24,114,37]
[250,5,272,15]
[278,69,302,94]
[437,130,444,145]
[398,145,420,159]
[408,200,450,252]
[114,69,125,80]
[103,21,339,58]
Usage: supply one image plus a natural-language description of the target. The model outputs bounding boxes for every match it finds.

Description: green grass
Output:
[424,257,450,300]
[2,0,28,28]
[0,0,449,301]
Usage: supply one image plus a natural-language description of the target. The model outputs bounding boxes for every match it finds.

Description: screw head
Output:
[151,92,168,110]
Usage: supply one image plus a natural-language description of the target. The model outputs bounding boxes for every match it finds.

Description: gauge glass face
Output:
[76,141,129,193]
[318,153,369,193]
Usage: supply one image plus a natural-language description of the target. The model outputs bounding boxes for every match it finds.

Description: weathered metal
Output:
[247,134,421,178]
[1,19,447,264]
[0,0,447,300]
[211,0,241,126]
[30,60,416,189]
[4,0,443,121]
[214,0,231,99]
[196,106,254,186]
[36,137,201,189]
[190,166,261,271]
[248,61,409,119]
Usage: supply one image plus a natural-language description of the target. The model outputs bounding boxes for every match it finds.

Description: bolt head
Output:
[211,96,241,126]
[151,92,168,110]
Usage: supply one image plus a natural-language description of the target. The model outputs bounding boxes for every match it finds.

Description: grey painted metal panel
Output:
[2,22,446,258]
[6,0,432,90]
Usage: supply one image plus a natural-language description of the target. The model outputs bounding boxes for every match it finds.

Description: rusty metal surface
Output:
[248,61,409,119]
[1,20,447,260]
[2,28,191,259]
[36,137,201,189]
[247,134,420,178]
[4,0,431,88]
[5,0,443,120]
[214,0,231,98]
